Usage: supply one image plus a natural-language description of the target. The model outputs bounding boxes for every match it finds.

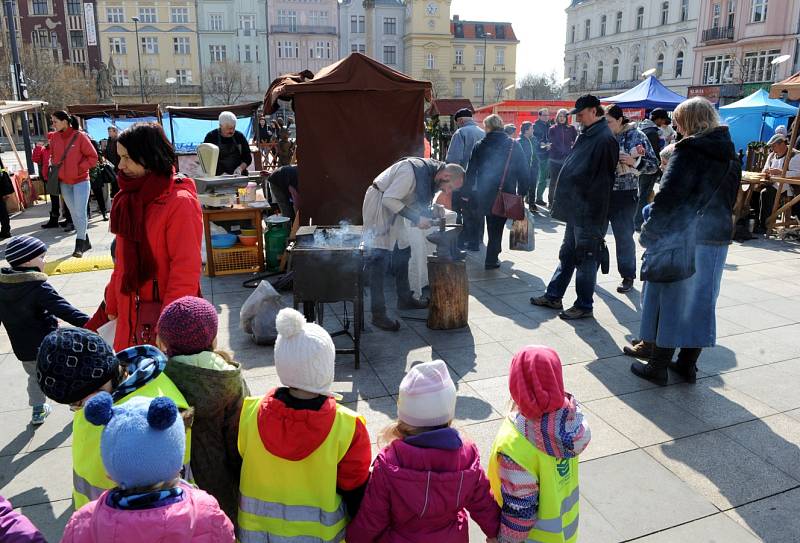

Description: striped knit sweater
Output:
[497,395,591,543]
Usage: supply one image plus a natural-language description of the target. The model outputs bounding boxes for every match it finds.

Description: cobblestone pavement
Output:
[1,201,799,542]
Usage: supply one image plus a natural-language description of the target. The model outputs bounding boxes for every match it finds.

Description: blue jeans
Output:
[607,190,638,280]
[60,180,90,240]
[545,222,600,310]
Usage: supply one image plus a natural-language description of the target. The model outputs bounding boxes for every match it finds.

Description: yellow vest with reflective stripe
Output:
[71,372,191,510]
[488,416,580,543]
[237,395,362,543]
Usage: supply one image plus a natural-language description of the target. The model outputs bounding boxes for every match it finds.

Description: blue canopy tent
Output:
[720,89,798,154]
[602,75,686,110]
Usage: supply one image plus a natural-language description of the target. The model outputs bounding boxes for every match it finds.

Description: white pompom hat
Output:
[274,308,339,397]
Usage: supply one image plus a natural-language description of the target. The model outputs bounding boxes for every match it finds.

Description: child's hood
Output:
[0,267,47,300]
[256,388,338,461]
[514,395,591,459]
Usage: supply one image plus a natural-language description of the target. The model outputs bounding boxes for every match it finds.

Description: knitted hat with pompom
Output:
[273,308,337,397]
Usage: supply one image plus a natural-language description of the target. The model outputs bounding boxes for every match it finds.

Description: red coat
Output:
[47,127,97,184]
[32,144,50,177]
[105,176,203,351]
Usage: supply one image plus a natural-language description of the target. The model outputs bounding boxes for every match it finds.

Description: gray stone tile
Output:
[330,363,389,403]
[752,299,800,323]
[467,375,511,415]
[581,449,718,540]
[0,446,73,506]
[438,341,513,382]
[725,488,800,543]
[580,498,626,543]
[471,276,539,296]
[344,396,397,446]
[645,430,797,509]
[459,418,503,468]
[15,498,72,543]
[471,313,549,342]
[580,405,638,462]
[716,305,795,332]
[720,365,800,412]
[720,414,800,482]
[634,513,761,542]
[585,391,712,447]
[408,323,495,351]
[566,356,662,402]
[452,382,501,425]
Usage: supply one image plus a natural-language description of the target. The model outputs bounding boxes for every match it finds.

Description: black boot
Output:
[669,348,701,384]
[0,229,10,240]
[41,216,59,229]
[63,222,75,232]
[102,212,108,221]
[371,312,400,332]
[72,239,84,258]
[397,295,429,310]
[630,346,673,386]
[81,235,92,254]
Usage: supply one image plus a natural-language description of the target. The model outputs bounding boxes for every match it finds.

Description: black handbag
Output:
[641,160,734,283]
[47,133,79,195]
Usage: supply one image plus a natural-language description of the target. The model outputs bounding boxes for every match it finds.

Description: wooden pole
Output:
[426,258,468,330]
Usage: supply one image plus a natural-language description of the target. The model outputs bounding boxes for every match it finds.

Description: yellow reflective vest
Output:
[71,372,192,510]
[488,416,580,543]
[237,396,362,543]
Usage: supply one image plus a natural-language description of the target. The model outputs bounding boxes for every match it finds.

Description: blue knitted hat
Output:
[84,392,186,489]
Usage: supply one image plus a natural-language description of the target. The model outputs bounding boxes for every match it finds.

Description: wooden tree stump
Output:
[427,258,468,330]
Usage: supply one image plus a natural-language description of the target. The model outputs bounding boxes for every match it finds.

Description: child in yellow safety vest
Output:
[237,308,371,542]
[488,346,591,543]
[36,328,193,510]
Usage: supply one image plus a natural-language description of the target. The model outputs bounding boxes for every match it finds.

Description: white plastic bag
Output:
[97,320,117,347]
[239,280,286,345]
[510,209,535,251]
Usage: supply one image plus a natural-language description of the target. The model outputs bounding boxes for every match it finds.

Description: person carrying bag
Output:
[491,141,526,221]
[47,132,79,196]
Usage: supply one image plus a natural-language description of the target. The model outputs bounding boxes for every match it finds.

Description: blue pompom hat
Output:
[84,392,186,489]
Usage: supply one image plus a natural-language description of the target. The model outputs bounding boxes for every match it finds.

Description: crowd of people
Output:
[0,93,746,542]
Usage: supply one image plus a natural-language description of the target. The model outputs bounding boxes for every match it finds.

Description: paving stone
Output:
[564,356,661,402]
[720,414,800,482]
[716,305,795,332]
[580,404,637,462]
[0,446,73,506]
[645,430,797,509]
[438,341,513,382]
[408,323,495,351]
[579,498,626,543]
[720,365,800,412]
[330,363,389,403]
[15,498,73,543]
[725,487,800,543]
[470,313,549,342]
[344,396,397,446]
[581,449,718,540]
[467,375,511,415]
[634,513,761,542]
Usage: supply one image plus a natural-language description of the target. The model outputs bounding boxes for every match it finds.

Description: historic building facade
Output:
[564,0,699,99]
[339,0,405,70]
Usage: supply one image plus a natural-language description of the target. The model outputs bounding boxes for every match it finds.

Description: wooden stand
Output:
[202,205,265,277]
[426,258,468,330]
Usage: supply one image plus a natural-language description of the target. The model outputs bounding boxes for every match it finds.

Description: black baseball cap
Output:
[454,108,473,120]
[650,108,670,121]
[569,94,601,115]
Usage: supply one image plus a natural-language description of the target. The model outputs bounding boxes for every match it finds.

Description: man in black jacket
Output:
[532,95,618,319]
[518,121,539,213]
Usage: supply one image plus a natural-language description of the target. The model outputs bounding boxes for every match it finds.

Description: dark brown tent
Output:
[264,53,432,224]
[68,103,161,120]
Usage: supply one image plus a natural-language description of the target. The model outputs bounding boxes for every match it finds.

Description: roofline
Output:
[451,19,515,26]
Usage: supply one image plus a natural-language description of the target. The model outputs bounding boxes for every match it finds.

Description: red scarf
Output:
[110,170,173,294]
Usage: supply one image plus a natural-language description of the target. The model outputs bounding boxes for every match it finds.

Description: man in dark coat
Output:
[532,108,552,206]
[532,95,618,319]
[517,121,539,213]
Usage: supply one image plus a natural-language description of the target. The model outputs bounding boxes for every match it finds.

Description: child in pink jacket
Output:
[60,393,234,543]
[346,360,500,542]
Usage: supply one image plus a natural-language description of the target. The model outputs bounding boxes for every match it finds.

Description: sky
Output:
[450,0,568,82]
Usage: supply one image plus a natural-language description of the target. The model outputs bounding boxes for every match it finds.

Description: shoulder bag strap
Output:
[498,141,515,193]
[55,133,80,167]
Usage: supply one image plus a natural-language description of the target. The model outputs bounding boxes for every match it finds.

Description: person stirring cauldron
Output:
[203,111,252,175]
[362,158,465,332]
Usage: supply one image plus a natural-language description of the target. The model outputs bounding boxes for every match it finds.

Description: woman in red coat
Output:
[104,123,203,352]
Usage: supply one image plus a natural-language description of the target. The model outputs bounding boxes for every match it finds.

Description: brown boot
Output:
[623,341,655,360]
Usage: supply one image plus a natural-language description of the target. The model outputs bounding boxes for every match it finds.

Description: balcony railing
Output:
[702,26,734,43]
[112,84,202,97]
[270,24,336,35]
[596,79,638,91]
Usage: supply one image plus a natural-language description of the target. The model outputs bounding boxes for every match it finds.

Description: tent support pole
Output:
[169,113,179,172]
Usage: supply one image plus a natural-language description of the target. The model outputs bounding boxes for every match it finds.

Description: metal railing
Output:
[596,79,638,91]
[269,24,336,35]
[702,26,734,43]
[112,84,202,96]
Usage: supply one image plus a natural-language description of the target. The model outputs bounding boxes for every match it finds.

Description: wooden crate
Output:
[207,245,262,276]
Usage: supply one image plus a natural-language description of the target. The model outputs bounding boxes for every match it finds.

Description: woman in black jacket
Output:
[464,114,529,269]
[628,97,739,386]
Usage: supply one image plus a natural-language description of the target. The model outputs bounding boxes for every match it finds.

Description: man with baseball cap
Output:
[532,94,618,320]
[753,132,800,232]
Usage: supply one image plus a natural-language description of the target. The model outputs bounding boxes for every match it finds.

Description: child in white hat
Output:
[346,360,500,543]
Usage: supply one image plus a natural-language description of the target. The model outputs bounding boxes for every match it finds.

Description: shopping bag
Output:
[240,280,286,345]
[510,209,535,251]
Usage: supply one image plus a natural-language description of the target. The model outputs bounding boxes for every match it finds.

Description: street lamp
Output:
[165,76,177,105]
[132,16,145,103]
[482,32,492,106]
[641,68,657,78]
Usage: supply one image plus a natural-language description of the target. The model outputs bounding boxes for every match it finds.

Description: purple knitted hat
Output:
[157,296,218,356]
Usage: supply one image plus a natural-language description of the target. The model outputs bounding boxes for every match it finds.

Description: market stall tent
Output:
[164,102,260,154]
[719,89,798,154]
[769,71,800,101]
[602,75,686,110]
[265,53,432,224]
[0,100,48,209]
[68,103,162,143]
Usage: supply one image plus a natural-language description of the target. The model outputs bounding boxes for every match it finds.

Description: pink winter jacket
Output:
[346,428,500,542]
[60,482,234,543]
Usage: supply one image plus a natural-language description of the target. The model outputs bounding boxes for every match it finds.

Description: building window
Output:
[350,43,365,54]
[743,49,781,82]
[138,7,157,23]
[68,30,84,48]
[474,79,484,99]
[712,3,721,27]
[113,69,129,86]
[570,25,575,43]
[632,56,640,79]
[496,48,505,66]
[32,0,49,16]
[310,41,331,60]
[278,10,297,31]
[600,15,606,36]
[453,80,463,97]
[494,79,504,99]
[140,37,158,54]
[661,2,669,24]
[584,19,590,39]
[240,14,256,31]
[680,0,689,21]
[308,10,329,26]
[384,17,397,35]
[350,15,365,33]
[636,7,644,29]
[596,61,604,84]
[426,52,435,70]
[455,48,463,65]
[656,53,664,77]
[171,8,189,23]
[675,51,684,78]
[277,41,298,58]
[66,0,81,16]
[702,54,733,84]
[209,44,226,62]
[106,7,124,22]
[581,63,588,84]
[475,47,484,65]
[615,11,622,32]
[384,45,396,65]
[751,0,767,22]
[209,13,224,31]
[176,69,192,85]
[612,58,619,81]
[727,0,736,26]
[109,37,126,54]
[242,44,250,62]
[173,37,190,55]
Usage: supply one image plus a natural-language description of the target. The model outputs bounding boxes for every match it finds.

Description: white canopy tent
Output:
[0,100,48,210]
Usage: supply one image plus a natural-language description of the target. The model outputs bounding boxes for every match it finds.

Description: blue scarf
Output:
[112,345,167,402]
[108,485,184,510]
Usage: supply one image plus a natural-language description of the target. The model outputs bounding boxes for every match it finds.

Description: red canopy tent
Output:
[265,53,432,224]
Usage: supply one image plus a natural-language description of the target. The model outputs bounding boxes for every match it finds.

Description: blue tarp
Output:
[720,89,798,153]
[85,115,254,153]
[603,76,687,110]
